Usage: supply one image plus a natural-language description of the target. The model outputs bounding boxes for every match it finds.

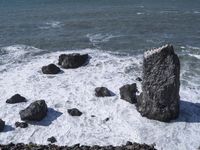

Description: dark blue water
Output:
[0,0,200,53]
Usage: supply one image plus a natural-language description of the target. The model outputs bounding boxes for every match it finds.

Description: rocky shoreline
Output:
[0,142,156,150]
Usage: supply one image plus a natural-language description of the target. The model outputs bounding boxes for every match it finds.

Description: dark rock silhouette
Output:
[136,77,142,82]
[58,53,89,69]
[6,94,27,104]
[68,108,82,116]
[19,100,48,121]
[42,64,61,74]
[95,87,113,97]
[47,136,57,143]
[137,45,180,122]
[15,122,28,128]
[0,119,5,132]
[0,142,156,150]
[119,83,138,104]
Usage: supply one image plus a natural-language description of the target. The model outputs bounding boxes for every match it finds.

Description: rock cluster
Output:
[0,142,156,150]
[19,100,48,121]
[137,45,180,122]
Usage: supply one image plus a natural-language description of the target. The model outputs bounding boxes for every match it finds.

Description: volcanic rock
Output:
[95,87,112,97]
[58,53,89,69]
[137,44,180,122]
[6,94,27,104]
[68,108,82,116]
[42,64,61,74]
[19,100,48,121]
[119,83,138,104]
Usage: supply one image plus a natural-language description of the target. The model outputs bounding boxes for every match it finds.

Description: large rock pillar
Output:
[137,44,180,122]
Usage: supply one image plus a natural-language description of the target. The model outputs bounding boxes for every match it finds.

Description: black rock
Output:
[58,53,89,69]
[95,87,112,97]
[47,136,57,143]
[137,45,180,122]
[19,100,48,121]
[0,119,5,132]
[15,122,28,128]
[42,64,61,74]
[6,94,27,104]
[68,108,82,116]
[119,83,138,104]
[136,77,142,82]
[0,142,156,150]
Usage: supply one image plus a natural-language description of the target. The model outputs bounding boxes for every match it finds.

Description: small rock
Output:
[41,64,61,74]
[15,122,28,128]
[47,136,57,143]
[126,141,133,146]
[58,53,90,69]
[119,83,138,104]
[95,87,112,97]
[68,108,82,116]
[19,100,48,121]
[6,94,27,104]
[91,115,96,117]
[105,117,110,122]
[136,77,142,82]
[0,119,5,132]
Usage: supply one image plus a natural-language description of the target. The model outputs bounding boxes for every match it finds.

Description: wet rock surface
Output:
[19,100,48,121]
[15,122,28,128]
[6,94,27,104]
[95,87,112,97]
[0,142,156,150]
[0,119,5,132]
[68,108,82,116]
[137,45,180,122]
[47,136,57,143]
[42,64,61,74]
[58,53,90,69]
[119,83,138,104]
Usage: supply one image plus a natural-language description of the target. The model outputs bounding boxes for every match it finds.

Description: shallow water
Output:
[0,1,200,150]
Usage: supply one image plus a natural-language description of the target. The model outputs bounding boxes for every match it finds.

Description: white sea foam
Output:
[39,21,63,29]
[0,45,199,150]
[86,33,120,47]
[136,12,145,15]
[189,54,200,60]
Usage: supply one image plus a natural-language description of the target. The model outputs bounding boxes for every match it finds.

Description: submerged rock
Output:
[47,136,57,143]
[6,94,27,104]
[19,100,48,121]
[58,53,89,69]
[41,64,61,74]
[119,83,138,104]
[137,45,180,122]
[95,87,112,97]
[68,108,82,116]
[15,122,28,128]
[0,119,5,132]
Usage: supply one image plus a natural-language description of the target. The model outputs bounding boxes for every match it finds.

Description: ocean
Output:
[0,0,200,150]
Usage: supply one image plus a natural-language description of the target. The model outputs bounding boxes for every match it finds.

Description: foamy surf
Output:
[0,45,199,150]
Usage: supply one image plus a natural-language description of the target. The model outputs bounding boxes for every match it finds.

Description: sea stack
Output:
[137,44,180,122]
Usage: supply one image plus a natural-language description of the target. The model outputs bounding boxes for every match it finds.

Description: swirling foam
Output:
[0,45,199,150]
